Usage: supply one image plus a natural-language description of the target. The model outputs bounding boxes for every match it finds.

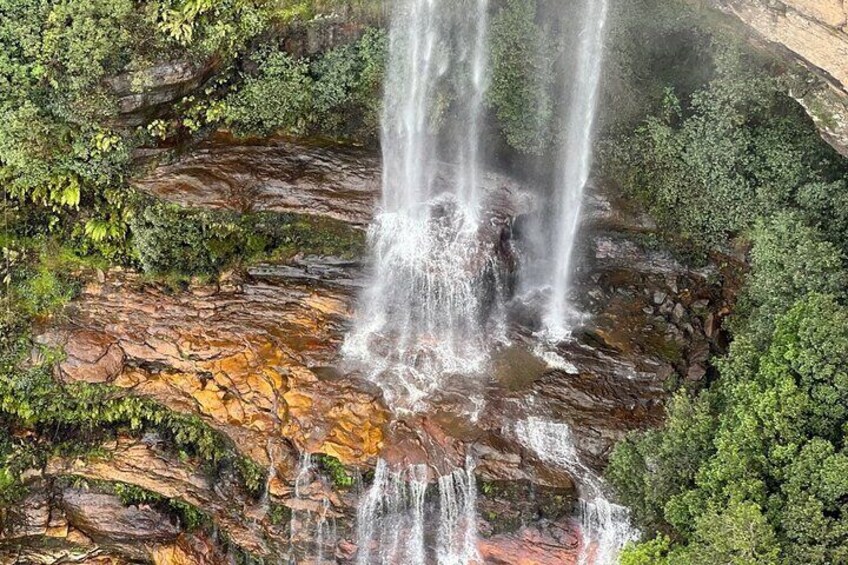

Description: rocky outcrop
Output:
[133,135,382,226]
[478,522,581,565]
[40,262,388,469]
[45,439,276,555]
[19,137,738,563]
[0,481,227,564]
[109,60,218,128]
[696,0,848,155]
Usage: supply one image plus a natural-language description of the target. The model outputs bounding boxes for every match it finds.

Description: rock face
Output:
[42,262,388,469]
[109,60,218,128]
[697,0,848,155]
[1,481,227,565]
[12,137,738,564]
[133,134,382,226]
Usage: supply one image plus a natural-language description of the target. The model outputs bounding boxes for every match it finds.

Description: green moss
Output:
[268,502,293,526]
[315,453,354,488]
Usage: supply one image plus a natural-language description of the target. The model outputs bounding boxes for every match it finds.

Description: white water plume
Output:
[545,0,610,337]
[342,0,496,410]
[356,459,479,565]
[515,417,637,565]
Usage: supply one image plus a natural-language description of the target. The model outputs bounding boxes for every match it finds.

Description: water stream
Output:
[289,452,338,564]
[514,417,637,564]
[544,0,610,337]
[342,0,495,410]
[344,0,625,562]
[356,460,479,565]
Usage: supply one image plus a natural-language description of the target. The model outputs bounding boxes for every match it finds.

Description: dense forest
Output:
[2,0,848,563]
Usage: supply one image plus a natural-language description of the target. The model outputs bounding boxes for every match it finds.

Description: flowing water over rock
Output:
[289,453,338,564]
[356,460,479,565]
[342,0,498,410]
[514,417,637,565]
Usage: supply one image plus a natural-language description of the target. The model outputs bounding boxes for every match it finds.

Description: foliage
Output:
[601,0,714,135]
[610,292,848,562]
[607,17,848,557]
[604,46,848,255]
[112,482,210,530]
[0,327,265,509]
[315,453,353,488]
[487,0,554,154]
[130,199,365,277]
[223,28,387,141]
[733,213,847,343]
[268,502,293,526]
[619,535,672,565]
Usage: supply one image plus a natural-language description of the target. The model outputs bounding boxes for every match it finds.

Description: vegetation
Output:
[132,199,365,277]
[315,453,354,488]
[487,0,554,154]
[223,28,387,140]
[4,0,848,562]
[605,4,848,563]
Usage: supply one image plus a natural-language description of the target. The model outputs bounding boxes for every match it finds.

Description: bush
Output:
[487,0,555,154]
[130,200,365,277]
[604,46,848,255]
[610,294,848,563]
[224,28,387,141]
[734,213,847,342]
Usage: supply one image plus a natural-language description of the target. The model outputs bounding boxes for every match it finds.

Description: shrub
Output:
[604,46,848,255]
[130,200,365,277]
[224,28,388,141]
[487,0,554,154]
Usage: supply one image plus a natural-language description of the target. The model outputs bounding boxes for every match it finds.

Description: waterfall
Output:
[342,0,494,410]
[436,465,480,565]
[544,0,610,337]
[288,452,338,563]
[356,459,479,565]
[514,417,637,565]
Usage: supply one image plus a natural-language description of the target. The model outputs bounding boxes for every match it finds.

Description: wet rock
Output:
[62,490,179,542]
[687,364,707,381]
[133,134,381,227]
[478,520,581,565]
[42,270,389,468]
[152,534,230,565]
[134,134,533,229]
[46,438,274,556]
[108,60,217,127]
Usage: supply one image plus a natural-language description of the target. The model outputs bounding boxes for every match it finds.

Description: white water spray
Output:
[545,0,610,337]
[515,417,637,565]
[356,460,479,565]
[342,0,495,410]
[288,452,338,563]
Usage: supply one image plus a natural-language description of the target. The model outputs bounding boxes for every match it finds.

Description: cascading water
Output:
[514,417,637,565]
[342,0,494,410]
[288,452,337,564]
[344,0,624,562]
[356,459,479,565]
[544,0,610,337]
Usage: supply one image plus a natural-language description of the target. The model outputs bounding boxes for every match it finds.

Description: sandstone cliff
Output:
[699,0,848,155]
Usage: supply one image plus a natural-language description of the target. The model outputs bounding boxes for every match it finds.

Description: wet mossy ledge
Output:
[131,196,367,280]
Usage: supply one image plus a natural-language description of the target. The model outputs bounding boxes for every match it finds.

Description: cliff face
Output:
[1,137,736,564]
[701,0,848,155]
